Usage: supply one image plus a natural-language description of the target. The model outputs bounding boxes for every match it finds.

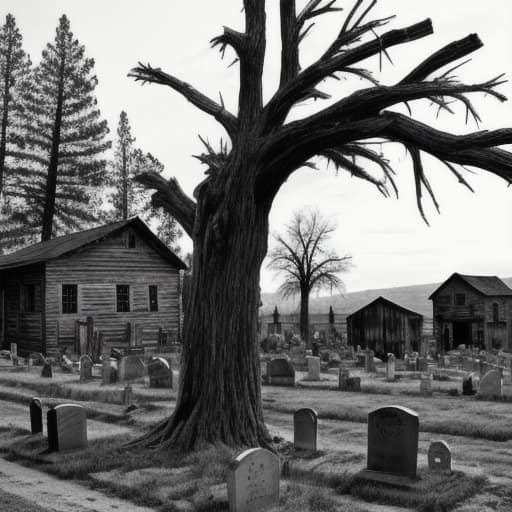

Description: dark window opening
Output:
[116,285,130,312]
[149,285,158,312]
[62,284,77,314]
[493,303,500,323]
[455,293,466,306]
[24,284,40,313]
[128,234,136,248]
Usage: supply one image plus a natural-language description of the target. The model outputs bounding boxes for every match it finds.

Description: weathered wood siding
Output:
[483,296,512,350]
[0,265,44,355]
[45,228,180,356]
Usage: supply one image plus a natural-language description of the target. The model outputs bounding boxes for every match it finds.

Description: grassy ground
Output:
[0,489,51,512]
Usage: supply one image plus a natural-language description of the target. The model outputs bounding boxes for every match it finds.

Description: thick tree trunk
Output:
[299,287,310,347]
[137,158,272,450]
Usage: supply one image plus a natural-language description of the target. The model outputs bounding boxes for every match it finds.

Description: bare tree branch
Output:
[134,172,196,238]
[129,63,238,138]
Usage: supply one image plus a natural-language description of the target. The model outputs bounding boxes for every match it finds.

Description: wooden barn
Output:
[0,217,187,357]
[346,296,423,358]
[429,273,512,352]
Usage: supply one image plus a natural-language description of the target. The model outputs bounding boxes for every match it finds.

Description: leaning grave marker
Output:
[294,408,318,451]
[47,403,87,452]
[365,405,419,480]
[227,447,280,512]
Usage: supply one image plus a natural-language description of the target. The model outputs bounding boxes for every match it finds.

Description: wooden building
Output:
[0,217,187,357]
[346,296,423,358]
[429,273,512,352]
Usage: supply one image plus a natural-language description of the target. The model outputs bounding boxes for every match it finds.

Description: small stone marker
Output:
[227,447,279,512]
[479,369,502,398]
[148,357,173,388]
[419,375,432,396]
[339,367,350,389]
[294,408,318,451]
[41,360,52,378]
[267,357,295,386]
[386,353,395,381]
[47,404,87,452]
[306,356,320,381]
[79,354,93,382]
[119,355,145,382]
[10,342,18,366]
[428,441,452,474]
[30,397,43,434]
[462,373,475,395]
[366,405,419,479]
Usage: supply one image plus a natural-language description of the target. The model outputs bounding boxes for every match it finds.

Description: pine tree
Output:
[19,14,110,242]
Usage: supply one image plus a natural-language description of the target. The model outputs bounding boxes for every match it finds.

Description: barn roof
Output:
[428,273,512,299]
[346,296,423,320]
[0,217,187,271]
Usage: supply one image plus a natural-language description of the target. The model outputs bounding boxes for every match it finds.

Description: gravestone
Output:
[428,441,452,474]
[41,361,52,378]
[306,356,320,381]
[386,353,395,382]
[119,355,144,382]
[30,397,43,434]
[227,447,279,512]
[419,375,432,397]
[148,357,173,388]
[478,369,502,398]
[267,358,295,386]
[365,350,375,372]
[10,342,18,366]
[462,373,475,395]
[294,408,318,451]
[339,367,350,389]
[366,405,419,479]
[79,354,93,382]
[47,404,87,452]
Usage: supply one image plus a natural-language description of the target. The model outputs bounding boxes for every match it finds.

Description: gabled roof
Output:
[346,296,423,320]
[428,273,512,299]
[0,217,187,271]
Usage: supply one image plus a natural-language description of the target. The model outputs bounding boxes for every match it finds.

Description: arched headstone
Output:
[119,355,144,382]
[386,353,395,381]
[30,397,43,434]
[47,404,87,452]
[478,369,502,398]
[227,448,279,512]
[428,441,451,474]
[367,405,419,479]
[79,354,93,382]
[294,408,318,451]
[267,358,295,386]
[148,357,173,388]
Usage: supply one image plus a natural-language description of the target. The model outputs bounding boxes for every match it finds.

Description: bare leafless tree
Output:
[129,0,512,450]
[268,208,351,345]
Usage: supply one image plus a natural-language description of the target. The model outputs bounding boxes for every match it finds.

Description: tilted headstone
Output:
[386,353,395,382]
[419,375,432,397]
[148,357,173,388]
[119,355,145,382]
[478,369,502,398]
[79,354,93,382]
[227,447,280,512]
[47,404,87,452]
[367,405,419,479]
[30,397,43,434]
[428,441,452,474]
[306,356,320,381]
[294,408,318,451]
[267,358,295,386]
[462,373,475,395]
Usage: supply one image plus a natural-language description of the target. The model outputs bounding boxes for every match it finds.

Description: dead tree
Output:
[129,0,512,450]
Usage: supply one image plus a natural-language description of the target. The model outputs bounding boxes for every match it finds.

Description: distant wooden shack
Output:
[0,217,187,357]
[429,273,512,352]
[346,296,423,358]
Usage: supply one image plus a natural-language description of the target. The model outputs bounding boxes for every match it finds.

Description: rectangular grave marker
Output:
[306,356,320,381]
[294,408,318,451]
[47,404,87,452]
[148,357,173,388]
[30,397,43,434]
[79,354,93,382]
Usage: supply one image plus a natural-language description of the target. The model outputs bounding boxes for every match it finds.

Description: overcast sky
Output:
[2,1,511,293]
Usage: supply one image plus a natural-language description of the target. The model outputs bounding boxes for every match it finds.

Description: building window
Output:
[116,285,130,312]
[493,303,500,323]
[149,285,158,312]
[62,284,77,314]
[128,233,136,248]
[24,284,40,313]
[455,293,465,306]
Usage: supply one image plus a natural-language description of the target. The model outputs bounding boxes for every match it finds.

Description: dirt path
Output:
[0,457,158,512]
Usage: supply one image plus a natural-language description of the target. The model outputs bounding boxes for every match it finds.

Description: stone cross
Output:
[30,397,43,434]
[227,447,280,512]
[428,441,451,474]
[47,404,87,452]
[79,354,93,383]
[293,408,318,451]
[306,356,321,381]
[367,405,419,479]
